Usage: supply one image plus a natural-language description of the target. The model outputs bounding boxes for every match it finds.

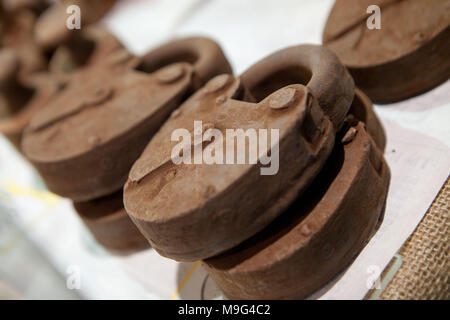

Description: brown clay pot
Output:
[203,123,390,299]
[123,45,355,261]
[22,37,232,201]
[323,0,450,103]
[73,191,150,254]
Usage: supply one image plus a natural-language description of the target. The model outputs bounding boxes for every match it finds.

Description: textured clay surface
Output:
[240,45,355,128]
[347,88,386,151]
[22,37,232,201]
[323,0,450,103]
[204,123,391,300]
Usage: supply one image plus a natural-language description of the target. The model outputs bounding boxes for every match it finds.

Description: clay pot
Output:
[123,45,355,261]
[22,37,232,201]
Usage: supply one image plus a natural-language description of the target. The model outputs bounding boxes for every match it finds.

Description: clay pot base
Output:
[204,123,390,300]
[323,0,450,103]
[74,190,150,254]
[23,37,232,201]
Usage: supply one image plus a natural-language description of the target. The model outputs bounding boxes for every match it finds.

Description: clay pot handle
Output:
[240,44,355,128]
[138,37,232,91]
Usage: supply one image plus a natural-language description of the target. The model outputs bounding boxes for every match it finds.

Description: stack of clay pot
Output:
[119,41,393,298]
[0,0,147,254]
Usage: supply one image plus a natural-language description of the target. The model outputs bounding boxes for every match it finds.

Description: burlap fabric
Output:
[380,176,449,300]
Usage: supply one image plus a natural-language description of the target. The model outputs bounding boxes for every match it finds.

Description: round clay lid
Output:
[23,62,193,163]
[323,0,450,67]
